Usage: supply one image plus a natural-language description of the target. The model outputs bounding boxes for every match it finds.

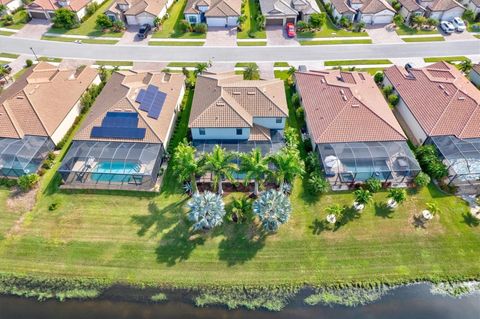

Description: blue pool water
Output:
[91,162,140,183]
[340,160,391,182]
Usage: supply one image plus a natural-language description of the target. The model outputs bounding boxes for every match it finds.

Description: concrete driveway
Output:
[205,27,237,46]
[13,19,51,39]
[366,24,402,44]
[444,30,478,41]
[266,26,299,46]
[117,26,151,45]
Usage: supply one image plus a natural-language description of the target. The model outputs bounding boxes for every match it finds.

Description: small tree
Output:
[240,148,269,196]
[309,13,326,29]
[374,72,384,84]
[388,188,407,206]
[25,59,33,67]
[426,202,440,216]
[96,14,113,30]
[18,174,40,192]
[194,23,207,34]
[153,16,161,29]
[244,64,260,80]
[228,196,252,223]
[414,172,431,188]
[308,172,329,194]
[296,20,309,32]
[194,62,208,76]
[2,14,14,26]
[354,188,373,205]
[253,189,292,232]
[459,59,473,73]
[393,14,404,26]
[426,18,438,28]
[325,203,343,225]
[388,93,399,106]
[462,9,475,22]
[187,191,226,231]
[178,20,191,33]
[52,8,78,29]
[365,177,382,193]
[172,139,204,194]
[112,20,125,32]
[382,85,393,96]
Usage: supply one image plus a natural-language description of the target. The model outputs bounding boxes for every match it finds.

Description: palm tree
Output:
[229,196,252,223]
[253,189,291,232]
[244,64,260,80]
[204,145,238,195]
[194,62,208,76]
[0,65,9,84]
[187,191,226,231]
[426,202,440,215]
[387,188,407,208]
[354,188,372,210]
[239,148,269,196]
[325,203,343,225]
[172,139,204,194]
[459,59,473,73]
[269,148,305,191]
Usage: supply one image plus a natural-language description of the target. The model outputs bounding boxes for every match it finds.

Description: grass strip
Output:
[424,56,468,63]
[324,59,392,66]
[38,57,63,63]
[274,62,290,67]
[299,39,372,45]
[41,36,118,44]
[167,62,203,67]
[0,31,14,36]
[148,41,204,46]
[95,60,133,66]
[0,53,20,59]
[402,36,444,42]
[237,41,267,46]
[235,62,258,68]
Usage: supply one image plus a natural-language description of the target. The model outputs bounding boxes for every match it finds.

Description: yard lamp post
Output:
[30,47,39,61]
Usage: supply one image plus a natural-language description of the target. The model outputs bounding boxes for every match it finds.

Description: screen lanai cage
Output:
[317,141,421,185]
[58,141,164,189]
[0,136,54,178]
[429,136,480,186]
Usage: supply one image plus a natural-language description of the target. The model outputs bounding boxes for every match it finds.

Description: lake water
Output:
[0,284,479,319]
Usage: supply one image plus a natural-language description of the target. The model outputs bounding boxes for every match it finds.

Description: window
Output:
[275,118,283,124]
[188,16,197,24]
[236,128,243,135]
[199,128,205,136]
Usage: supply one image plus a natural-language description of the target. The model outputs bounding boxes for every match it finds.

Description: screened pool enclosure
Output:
[0,136,54,178]
[59,141,164,189]
[429,136,480,186]
[317,141,421,186]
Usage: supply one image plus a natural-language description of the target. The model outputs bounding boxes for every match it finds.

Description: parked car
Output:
[286,23,296,38]
[440,21,455,34]
[137,24,152,39]
[450,17,466,32]
[1,64,12,74]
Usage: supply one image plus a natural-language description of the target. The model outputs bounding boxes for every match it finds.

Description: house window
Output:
[188,16,197,24]
[275,118,282,124]
[199,128,205,135]
[236,128,243,135]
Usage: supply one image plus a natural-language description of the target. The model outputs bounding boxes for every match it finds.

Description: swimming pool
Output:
[340,160,391,182]
[91,162,141,183]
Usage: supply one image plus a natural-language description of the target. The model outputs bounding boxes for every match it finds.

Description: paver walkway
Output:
[266,26,299,46]
[258,62,274,79]
[366,24,402,44]
[13,19,51,39]
[205,27,237,46]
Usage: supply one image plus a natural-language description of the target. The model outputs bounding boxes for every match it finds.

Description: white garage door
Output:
[207,17,227,27]
[373,14,393,24]
[137,15,154,26]
[227,16,238,26]
[440,8,464,21]
[361,15,372,24]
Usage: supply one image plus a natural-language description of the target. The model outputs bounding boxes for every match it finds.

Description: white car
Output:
[440,21,455,34]
[450,17,466,32]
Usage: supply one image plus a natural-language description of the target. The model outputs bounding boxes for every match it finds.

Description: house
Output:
[0,0,23,14]
[295,69,420,188]
[466,0,480,15]
[0,62,99,178]
[259,0,321,26]
[470,63,480,87]
[27,0,100,20]
[184,0,241,27]
[58,70,185,190]
[189,72,288,154]
[384,62,480,187]
[397,0,465,22]
[324,0,395,25]
[105,0,174,26]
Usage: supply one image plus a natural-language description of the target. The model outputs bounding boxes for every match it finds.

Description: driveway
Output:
[366,24,402,44]
[266,26,299,46]
[205,27,237,46]
[117,26,151,45]
[13,19,51,39]
[443,31,477,41]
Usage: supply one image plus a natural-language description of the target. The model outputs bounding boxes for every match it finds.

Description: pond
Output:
[0,284,479,319]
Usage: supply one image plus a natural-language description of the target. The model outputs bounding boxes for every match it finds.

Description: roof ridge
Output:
[2,100,23,138]
[254,84,289,116]
[21,88,49,135]
[316,93,355,143]
[220,92,253,125]
[428,86,461,136]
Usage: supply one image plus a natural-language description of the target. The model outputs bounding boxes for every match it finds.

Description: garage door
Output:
[207,18,227,27]
[266,18,284,26]
[137,16,154,26]
[373,15,393,24]
[29,11,47,19]
[361,15,372,24]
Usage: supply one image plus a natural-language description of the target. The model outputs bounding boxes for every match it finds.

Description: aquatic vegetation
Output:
[430,281,480,298]
[151,292,168,302]
[304,285,393,307]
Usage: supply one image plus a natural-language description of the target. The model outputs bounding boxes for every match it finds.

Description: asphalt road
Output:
[1,36,479,62]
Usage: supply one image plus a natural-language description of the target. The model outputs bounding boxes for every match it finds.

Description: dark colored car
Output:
[137,24,152,39]
[286,23,296,38]
[1,64,12,74]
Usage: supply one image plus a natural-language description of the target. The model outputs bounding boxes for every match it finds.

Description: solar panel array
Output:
[91,112,146,140]
[136,85,167,120]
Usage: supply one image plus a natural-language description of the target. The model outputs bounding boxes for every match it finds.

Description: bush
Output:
[112,19,125,32]
[296,20,309,32]
[365,177,382,193]
[0,178,17,188]
[392,0,401,11]
[415,145,448,180]
[353,22,365,32]
[3,14,13,26]
[382,85,393,96]
[414,172,431,188]
[52,8,78,29]
[393,14,403,25]
[85,2,99,20]
[291,92,300,107]
[96,14,113,30]
[308,173,329,194]
[339,16,351,28]
[18,174,39,192]
[463,9,475,22]
[388,94,399,106]
[48,201,60,211]
[178,20,191,33]
[194,23,207,34]
[296,106,304,122]
[309,13,326,29]
[374,72,384,84]
[25,59,33,67]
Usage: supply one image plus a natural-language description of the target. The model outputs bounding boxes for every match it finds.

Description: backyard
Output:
[152,0,206,39]
[237,0,266,39]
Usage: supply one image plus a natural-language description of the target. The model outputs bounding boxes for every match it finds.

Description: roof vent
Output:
[232,91,241,95]
[352,104,360,108]
[444,90,450,96]
[340,89,345,95]
[216,102,225,106]
[439,84,445,89]
[16,95,24,100]
[320,78,325,84]
[247,91,256,95]
[458,96,465,100]
[342,95,347,101]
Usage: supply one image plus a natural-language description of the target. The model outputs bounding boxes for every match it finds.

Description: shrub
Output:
[85,2,99,19]
[112,20,125,32]
[178,20,191,33]
[392,0,401,11]
[374,72,384,84]
[256,14,265,30]
[52,8,78,29]
[414,172,431,188]
[309,13,326,29]
[305,152,321,174]
[18,174,39,192]
[339,16,351,28]
[388,94,399,106]
[253,189,291,232]
[296,20,309,31]
[415,145,448,180]
[96,14,113,30]
[365,177,382,193]
[353,22,365,32]
[382,85,393,96]
[48,201,60,211]
[0,178,17,188]
[284,126,299,148]
[296,106,304,122]
[388,188,407,204]
[194,22,207,34]
[3,14,13,26]
[291,92,300,107]
[308,173,329,194]
[463,9,475,22]
[354,188,373,205]
[393,14,404,25]
[25,59,33,67]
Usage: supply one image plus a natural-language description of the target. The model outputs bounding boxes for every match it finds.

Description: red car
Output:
[286,23,296,38]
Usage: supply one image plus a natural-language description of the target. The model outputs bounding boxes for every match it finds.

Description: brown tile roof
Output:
[329,0,356,13]
[398,0,423,11]
[75,70,185,144]
[425,0,464,11]
[295,70,407,144]
[121,0,168,16]
[249,124,271,141]
[359,0,395,13]
[189,72,288,128]
[28,0,93,12]
[0,0,16,5]
[0,62,98,140]
[384,62,480,139]
[184,0,241,16]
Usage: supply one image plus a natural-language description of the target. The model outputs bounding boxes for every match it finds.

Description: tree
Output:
[172,139,204,194]
[388,188,407,205]
[382,85,393,96]
[365,177,382,193]
[96,14,113,30]
[325,203,343,225]
[52,8,78,29]
[253,189,292,232]
[204,145,238,195]
[18,174,39,192]
[308,173,329,194]
[240,148,269,196]
[112,19,125,32]
[194,23,207,34]
[244,64,260,80]
[374,72,384,84]
[309,13,326,29]
[194,62,208,75]
[459,59,473,73]
[426,202,440,215]
[414,172,431,188]
[269,148,305,190]
[228,196,253,223]
[393,14,404,26]
[0,65,9,83]
[187,191,226,231]
[388,93,399,106]
[354,188,373,205]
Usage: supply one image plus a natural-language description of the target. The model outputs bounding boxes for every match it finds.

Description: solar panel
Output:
[147,91,167,119]
[91,127,146,139]
[136,89,146,103]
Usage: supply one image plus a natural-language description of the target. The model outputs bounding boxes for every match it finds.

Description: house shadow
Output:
[374,202,394,219]
[217,223,266,266]
[462,212,480,227]
[309,218,327,235]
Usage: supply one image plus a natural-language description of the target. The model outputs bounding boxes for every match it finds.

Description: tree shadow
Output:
[333,206,361,231]
[299,177,322,205]
[217,223,266,266]
[374,202,394,219]
[462,212,480,227]
[155,219,206,266]
[412,214,426,229]
[309,218,327,235]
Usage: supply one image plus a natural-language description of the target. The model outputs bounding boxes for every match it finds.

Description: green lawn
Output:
[395,22,439,35]
[300,39,372,45]
[167,62,203,67]
[38,57,63,62]
[0,30,14,36]
[47,0,124,38]
[237,41,267,46]
[0,53,19,59]
[13,67,29,80]
[0,10,29,30]
[149,41,204,46]
[95,60,133,66]
[41,35,118,44]
[237,0,266,39]
[324,59,392,66]
[152,0,206,39]
[424,56,468,63]
[354,67,386,75]
[235,62,258,67]
[274,62,290,67]
[403,36,444,42]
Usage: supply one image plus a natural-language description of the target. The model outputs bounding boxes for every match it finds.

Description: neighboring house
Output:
[397,0,465,21]
[470,63,480,87]
[259,0,321,26]
[384,62,480,187]
[295,69,420,188]
[184,0,241,27]
[0,0,23,14]
[105,0,174,26]
[466,0,480,15]
[27,0,101,20]
[58,70,185,190]
[324,0,395,25]
[0,62,99,178]
[189,72,288,154]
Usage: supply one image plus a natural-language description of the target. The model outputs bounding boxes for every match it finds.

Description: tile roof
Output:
[295,70,407,144]
[398,0,423,11]
[472,63,480,75]
[28,0,93,12]
[359,0,395,13]
[249,124,271,141]
[189,72,288,128]
[75,70,185,144]
[0,0,16,5]
[422,0,464,11]
[184,0,241,16]
[328,0,356,13]
[119,0,168,16]
[259,0,320,16]
[0,62,98,140]
[384,62,480,139]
